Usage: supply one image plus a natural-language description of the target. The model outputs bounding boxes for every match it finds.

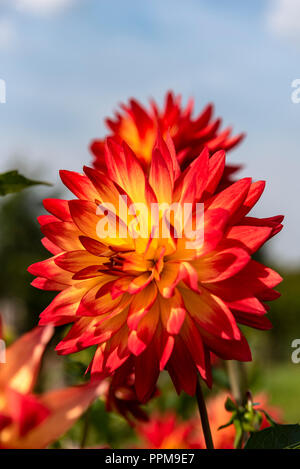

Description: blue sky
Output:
[0,0,299,266]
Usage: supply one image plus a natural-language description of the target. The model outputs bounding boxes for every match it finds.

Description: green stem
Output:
[195,376,214,449]
[80,408,91,449]
[227,361,248,448]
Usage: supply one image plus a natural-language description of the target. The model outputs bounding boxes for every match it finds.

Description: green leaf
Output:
[218,416,234,430]
[259,409,278,427]
[0,170,51,196]
[225,397,237,412]
[244,424,300,449]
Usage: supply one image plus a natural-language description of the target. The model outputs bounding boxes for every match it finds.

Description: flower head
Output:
[0,322,105,448]
[91,91,244,182]
[29,135,283,402]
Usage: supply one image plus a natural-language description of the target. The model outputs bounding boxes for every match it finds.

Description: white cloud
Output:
[0,0,78,49]
[0,0,78,16]
[14,0,77,15]
[0,18,17,50]
[267,0,300,40]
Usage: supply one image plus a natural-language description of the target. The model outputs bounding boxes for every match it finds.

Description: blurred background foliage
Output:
[0,183,299,448]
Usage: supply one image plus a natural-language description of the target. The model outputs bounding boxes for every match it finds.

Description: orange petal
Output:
[0,326,53,394]
[149,148,173,205]
[41,221,82,251]
[127,283,157,330]
[54,250,104,273]
[194,245,250,283]
[28,256,74,285]
[180,286,241,341]
[39,284,93,326]
[159,291,186,335]
[8,382,106,449]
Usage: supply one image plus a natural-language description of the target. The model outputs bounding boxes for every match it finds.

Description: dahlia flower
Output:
[0,323,105,449]
[29,136,283,402]
[90,91,244,183]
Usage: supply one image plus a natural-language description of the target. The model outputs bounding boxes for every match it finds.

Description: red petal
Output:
[135,339,159,403]
[180,286,241,341]
[28,257,73,285]
[200,328,252,362]
[59,170,99,200]
[195,244,250,283]
[166,337,198,396]
[226,224,273,254]
[181,316,211,386]
[127,283,157,330]
[43,199,71,221]
[230,181,265,224]
[41,237,62,255]
[39,286,85,326]
[31,277,66,291]
[205,150,225,195]
[7,389,50,437]
[207,178,252,220]
[79,236,113,256]
[174,147,209,204]
[41,221,82,251]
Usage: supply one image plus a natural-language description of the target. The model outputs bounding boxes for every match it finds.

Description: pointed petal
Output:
[127,283,157,330]
[180,286,241,341]
[39,286,88,326]
[207,178,252,220]
[194,245,250,283]
[43,199,71,221]
[166,337,198,396]
[230,181,265,224]
[0,326,53,394]
[226,224,273,254]
[181,316,211,385]
[59,170,99,200]
[205,150,226,194]
[135,340,159,403]
[41,221,82,251]
[159,291,186,335]
[54,250,103,273]
[149,148,173,205]
[28,257,73,285]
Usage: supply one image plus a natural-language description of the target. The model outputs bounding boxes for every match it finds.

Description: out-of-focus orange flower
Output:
[136,412,196,449]
[0,323,105,449]
[90,91,244,183]
[29,134,283,402]
[136,392,282,449]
